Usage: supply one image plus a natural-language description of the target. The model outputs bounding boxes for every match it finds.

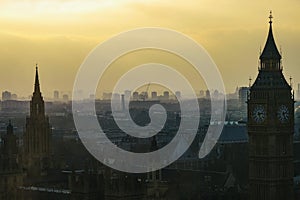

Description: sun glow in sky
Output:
[0,0,300,98]
[0,0,124,17]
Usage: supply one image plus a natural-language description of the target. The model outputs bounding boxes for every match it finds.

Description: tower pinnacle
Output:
[259,11,282,70]
[34,64,40,94]
[269,10,273,24]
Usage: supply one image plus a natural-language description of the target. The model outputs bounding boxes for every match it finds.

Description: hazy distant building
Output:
[238,87,249,113]
[213,90,219,99]
[124,90,131,99]
[205,89,210,99]
[139,92,148,101]
[89,94,95,100]
[124,90,131,103]
[132,91,139,101]
[238,87,248,104]
[199,90,204,98]
[121,94,125,111]
[123,90,131,109]
[2,91,11,101]
[175,91,181,99]
[102,92,112,100]
[1,100,29,112]
[11,93,17,100]
[23,66,52,177]
[53,90,59,100]
[151,91,157,100]
[163,91,169,100]
[112,93,119,100]
[247,13,294,200]
[111,93,121,110]
[63,94,69,101]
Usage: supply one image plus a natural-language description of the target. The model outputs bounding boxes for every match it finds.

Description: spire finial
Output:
[269,10,273,24]
[34,64,40,94]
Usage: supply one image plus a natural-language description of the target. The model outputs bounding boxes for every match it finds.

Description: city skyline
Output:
[0,0,300,97]
[1,7,300,198]
[1,86,241,101]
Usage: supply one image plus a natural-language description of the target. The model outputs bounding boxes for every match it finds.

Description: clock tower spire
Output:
[259,11,282,71]
[247,12,294,200]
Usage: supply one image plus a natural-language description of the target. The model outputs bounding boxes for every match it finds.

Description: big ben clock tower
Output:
[248,12,294,200]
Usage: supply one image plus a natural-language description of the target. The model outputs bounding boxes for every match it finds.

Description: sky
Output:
[0,0,299,99]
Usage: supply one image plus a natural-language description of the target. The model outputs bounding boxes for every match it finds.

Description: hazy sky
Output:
[0,0,299,98]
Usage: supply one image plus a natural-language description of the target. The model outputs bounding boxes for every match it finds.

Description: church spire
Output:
[30,64,45,117]
[259,11,282,70]
[34,64,41,94]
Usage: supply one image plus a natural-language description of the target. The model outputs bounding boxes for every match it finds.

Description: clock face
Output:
[252,105,266,123]
[277,105,289,123]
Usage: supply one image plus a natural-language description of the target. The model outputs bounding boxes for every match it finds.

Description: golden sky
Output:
[0,0,299,98]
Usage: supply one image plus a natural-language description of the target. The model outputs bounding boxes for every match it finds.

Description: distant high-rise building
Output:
[199,90,204,98]
[89,94,95,100]
[238,87,249,110]
[102,92,112,100]
[63,94,69,101]
[175,91,181,99]
[2,91,11,101]
[163,91,169,100]
[139,92,148,100]
[205,90,210,99]
[124,90,131,109]
[151,91,157,100]
[53,90,59,100]
[112,93,120,101]
[23,66,52,177]
[213,90,219,99]
[121,94,125,111]
[112,93,121,110]
[11,93,17,100]
[124,90,131,101]
[247,13,294,200]
[132,91,139,100]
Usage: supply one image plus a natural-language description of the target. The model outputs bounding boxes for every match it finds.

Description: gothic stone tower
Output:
[247,12,294,199]
[24,66,51,177]
[0,121,23,200]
